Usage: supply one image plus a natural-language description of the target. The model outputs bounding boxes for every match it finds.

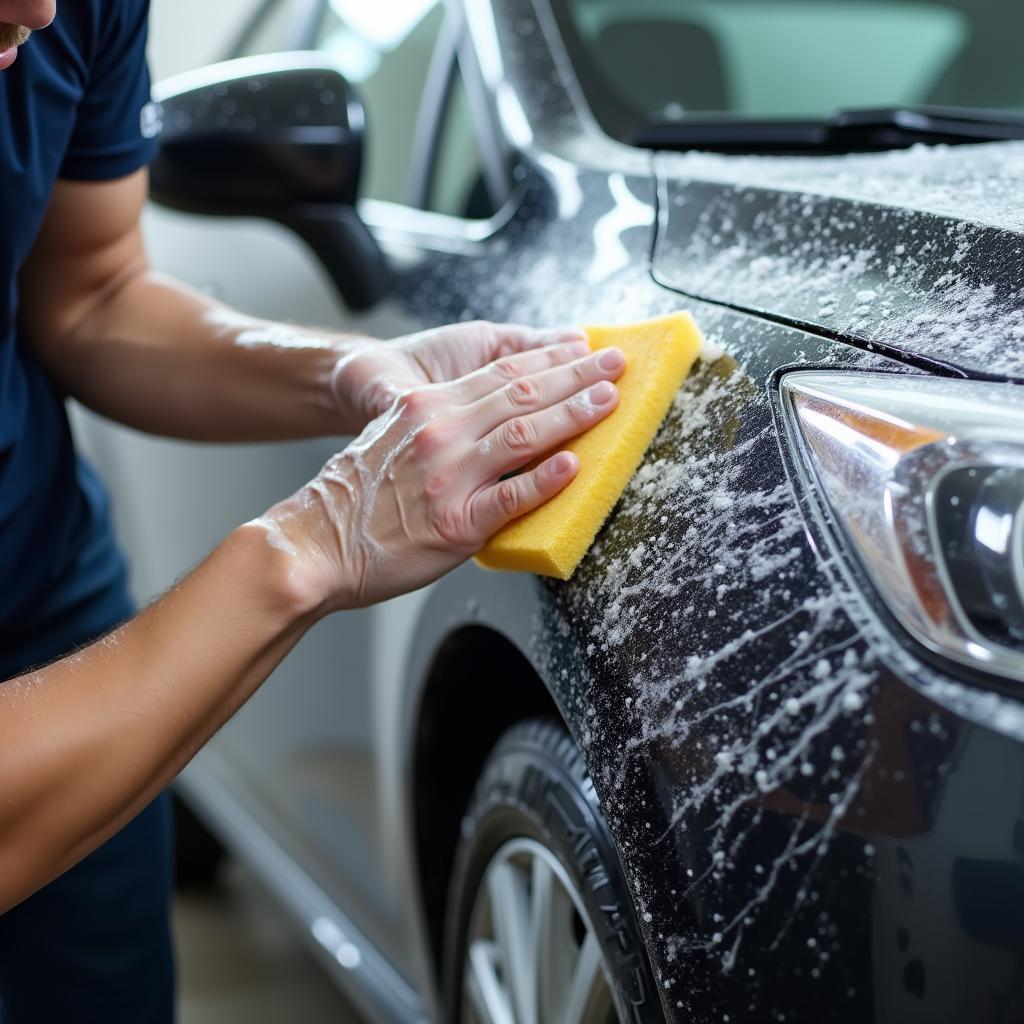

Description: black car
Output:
[91,0,1024,1020]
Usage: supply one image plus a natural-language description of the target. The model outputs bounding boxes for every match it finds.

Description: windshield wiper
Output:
[634,106,1024,154]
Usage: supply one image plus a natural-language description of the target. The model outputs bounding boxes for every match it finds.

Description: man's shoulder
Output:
[52,0,150,60]
[34,0,156,181]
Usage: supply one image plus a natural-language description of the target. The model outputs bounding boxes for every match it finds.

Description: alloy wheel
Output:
[462,837,620,1024]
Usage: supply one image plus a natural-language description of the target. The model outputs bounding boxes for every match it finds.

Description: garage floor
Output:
[176,864,364,1023]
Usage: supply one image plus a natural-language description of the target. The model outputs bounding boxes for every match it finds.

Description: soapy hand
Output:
[265,340,625,609]
[331,320,588,429]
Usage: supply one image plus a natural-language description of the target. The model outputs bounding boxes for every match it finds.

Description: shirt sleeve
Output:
[60,0,161,181]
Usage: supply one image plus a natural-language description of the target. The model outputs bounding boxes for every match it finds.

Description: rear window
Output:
[553,0,1024,144]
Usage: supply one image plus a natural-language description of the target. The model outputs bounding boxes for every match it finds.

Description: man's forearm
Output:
[0,521,321,912]
[44,269,371,440]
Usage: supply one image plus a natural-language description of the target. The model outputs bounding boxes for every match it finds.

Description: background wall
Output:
[148,0,260,79]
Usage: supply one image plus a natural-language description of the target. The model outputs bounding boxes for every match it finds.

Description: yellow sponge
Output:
[475,311,703,580]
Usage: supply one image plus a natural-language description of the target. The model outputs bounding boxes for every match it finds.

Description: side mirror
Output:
[150,54,392,311]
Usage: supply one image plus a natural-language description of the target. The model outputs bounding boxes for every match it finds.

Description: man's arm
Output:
[18,170,581,441]
[18,169,368,440]
[0,332,625,911]
[0,522,314,910]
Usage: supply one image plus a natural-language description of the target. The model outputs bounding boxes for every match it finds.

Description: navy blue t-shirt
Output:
[0,2,158,654]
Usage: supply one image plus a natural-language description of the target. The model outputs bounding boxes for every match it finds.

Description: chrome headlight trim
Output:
[780,370,1024,684]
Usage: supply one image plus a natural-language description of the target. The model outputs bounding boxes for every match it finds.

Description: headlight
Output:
[780,370,1024,684]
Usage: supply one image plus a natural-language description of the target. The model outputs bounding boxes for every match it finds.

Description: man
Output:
[0,2,626,1021]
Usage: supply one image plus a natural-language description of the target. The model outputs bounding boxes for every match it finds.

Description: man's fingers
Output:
[454,341,592,402]
[490,322,588,356]
[475,380,620,478]
[471,452,580,538]
[406,321,587,387]
[469,347,625,436]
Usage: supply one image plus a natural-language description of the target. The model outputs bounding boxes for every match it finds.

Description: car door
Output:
[72,0,514,990]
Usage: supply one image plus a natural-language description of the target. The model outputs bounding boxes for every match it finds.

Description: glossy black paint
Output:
[436,0,1024,1012]
[153,63,364,212]
[652,146,1024,382]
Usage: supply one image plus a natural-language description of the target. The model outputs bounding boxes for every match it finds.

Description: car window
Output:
[427,67,494,220]
[313,0,445,205]
[553,0,1024,143]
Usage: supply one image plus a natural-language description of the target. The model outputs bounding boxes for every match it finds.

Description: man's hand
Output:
[331,320,588,430]
[262,340,626,609]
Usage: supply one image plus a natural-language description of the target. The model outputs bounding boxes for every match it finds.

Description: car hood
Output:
[652,140,1024,381]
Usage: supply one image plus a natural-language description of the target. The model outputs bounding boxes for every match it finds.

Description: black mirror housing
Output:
[150,54,391,310]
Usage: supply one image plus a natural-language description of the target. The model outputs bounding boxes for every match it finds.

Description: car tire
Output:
[443,718,663,1023]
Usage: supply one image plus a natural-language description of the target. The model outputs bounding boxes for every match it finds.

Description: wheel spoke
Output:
[532,854,557,1023]
[466,939,515,1024]
[487,860,537,1024]
[562,932,614,1024]
[467,838,622,1024]
[535,857,580,1023]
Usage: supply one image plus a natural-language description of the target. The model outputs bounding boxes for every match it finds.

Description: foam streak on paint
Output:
[656,145,1024,379]
[545,351,890,982]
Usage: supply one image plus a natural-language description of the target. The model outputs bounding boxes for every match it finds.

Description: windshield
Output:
[552,0,1024,146]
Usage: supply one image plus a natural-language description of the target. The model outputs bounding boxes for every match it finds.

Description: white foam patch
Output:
[661,140,1024,233]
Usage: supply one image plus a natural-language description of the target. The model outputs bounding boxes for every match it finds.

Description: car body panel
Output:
[652,144,1024,383]
[390,143,1024,1020]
